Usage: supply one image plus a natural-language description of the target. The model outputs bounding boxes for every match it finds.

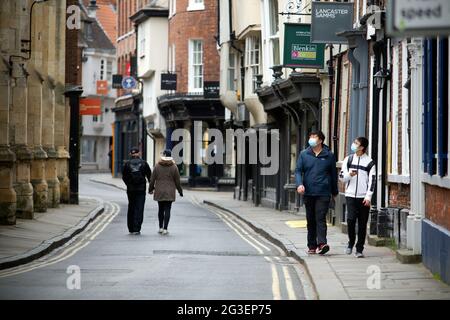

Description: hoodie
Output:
[295,145,338,197]
[148,158,183,202]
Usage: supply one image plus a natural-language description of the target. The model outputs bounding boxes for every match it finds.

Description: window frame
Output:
[189,39,204,93]
[245,35,261,94]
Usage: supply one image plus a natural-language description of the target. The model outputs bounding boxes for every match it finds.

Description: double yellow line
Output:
[0,202,120,279]
[189,195,298,300]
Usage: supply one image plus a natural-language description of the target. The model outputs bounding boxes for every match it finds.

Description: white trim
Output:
[391,44,399,175]
[422,174,450,189]
[116,30,135,43]
[169,0,177,17]
[387,174,411,184]
[401,40,410,176]
[368,55,374,159]
[423,218,450,237]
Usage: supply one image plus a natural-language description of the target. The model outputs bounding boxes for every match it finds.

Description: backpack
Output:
[128,159,146,185]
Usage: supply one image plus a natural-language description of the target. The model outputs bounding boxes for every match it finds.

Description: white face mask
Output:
[351,143,359,153]
[309,138,318,147]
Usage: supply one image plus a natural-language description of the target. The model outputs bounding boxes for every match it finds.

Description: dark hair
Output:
[162,149,172,157]
[130,147,139,154]
[309,130,325,143]
[355,137,369,153]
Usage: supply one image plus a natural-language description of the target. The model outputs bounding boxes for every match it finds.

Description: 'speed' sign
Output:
[387,0,450,36]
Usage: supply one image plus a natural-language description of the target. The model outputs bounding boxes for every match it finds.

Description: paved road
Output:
[0,176,312,299]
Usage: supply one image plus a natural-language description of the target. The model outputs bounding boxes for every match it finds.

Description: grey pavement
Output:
[0,196,104,270]
[0,174,310,300]
[89,174,450,300]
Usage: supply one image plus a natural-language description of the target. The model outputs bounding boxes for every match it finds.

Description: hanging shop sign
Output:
[96,80,108,95]
[80,98,102,115]
[203,81,220,99]
[387,0,450,36]
[283,23,325,69]
[161,73,177,90]
[310,1,354,44]
[112,74,123,89]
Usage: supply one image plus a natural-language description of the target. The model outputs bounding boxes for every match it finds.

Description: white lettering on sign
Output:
[315,8,349,19]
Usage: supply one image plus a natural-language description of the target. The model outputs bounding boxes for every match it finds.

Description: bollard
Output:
[369,207,378,235]
[377,207,389,238]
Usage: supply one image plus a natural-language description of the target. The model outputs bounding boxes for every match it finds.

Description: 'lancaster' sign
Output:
[310,1,354,44]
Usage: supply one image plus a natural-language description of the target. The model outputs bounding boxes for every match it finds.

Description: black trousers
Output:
[346,197,370,253]
[304,196,330,249]
[158,201,172,230]
[126,191,146,233]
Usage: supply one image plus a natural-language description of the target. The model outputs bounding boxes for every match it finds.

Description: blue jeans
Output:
[127,191,146,232]
[304,196,330,249]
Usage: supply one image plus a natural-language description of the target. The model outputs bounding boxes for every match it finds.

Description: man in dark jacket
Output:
[122,147,152,235]
[295,131,338,255]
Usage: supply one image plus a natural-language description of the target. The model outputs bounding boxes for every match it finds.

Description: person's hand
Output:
[363,199,371,207]
[297,185,305,194]
[350,170,357,177]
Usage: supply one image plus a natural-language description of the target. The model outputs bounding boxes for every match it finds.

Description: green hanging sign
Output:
[283,23,325,69]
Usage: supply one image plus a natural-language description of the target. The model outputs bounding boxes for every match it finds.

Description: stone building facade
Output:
[0,0,71,224]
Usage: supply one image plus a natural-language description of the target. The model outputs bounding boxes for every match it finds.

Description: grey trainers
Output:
[162,229,168,235]
[345,247,353,255]
[158,228,164,234]
[355,252,364,258]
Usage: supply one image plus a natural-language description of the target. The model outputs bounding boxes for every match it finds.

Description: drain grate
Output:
[152,250,276,257]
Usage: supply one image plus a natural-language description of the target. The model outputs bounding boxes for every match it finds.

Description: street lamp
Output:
[373,69,390,89]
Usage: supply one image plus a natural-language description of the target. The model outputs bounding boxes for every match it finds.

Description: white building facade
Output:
[131,1,169,168]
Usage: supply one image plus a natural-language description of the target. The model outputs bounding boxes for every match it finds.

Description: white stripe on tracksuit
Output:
[339,153,376,200]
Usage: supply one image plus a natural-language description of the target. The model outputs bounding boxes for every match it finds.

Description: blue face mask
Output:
[351,143,359,153]
[308,138,318,148]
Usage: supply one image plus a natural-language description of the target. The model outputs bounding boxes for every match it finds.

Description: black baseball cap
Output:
[162,149,172,157]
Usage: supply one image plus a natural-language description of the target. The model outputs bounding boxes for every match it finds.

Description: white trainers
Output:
[158,228,164,234]
[355,252,364,258]
[162,229,168,235]
[345,247,353,255]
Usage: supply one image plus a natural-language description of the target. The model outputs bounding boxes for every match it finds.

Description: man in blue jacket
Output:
[295,131,338,255]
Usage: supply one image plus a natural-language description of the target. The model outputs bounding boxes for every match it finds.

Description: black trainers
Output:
[317,244,330,255]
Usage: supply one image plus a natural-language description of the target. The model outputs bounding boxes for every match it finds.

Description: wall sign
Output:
[387,0,450,36]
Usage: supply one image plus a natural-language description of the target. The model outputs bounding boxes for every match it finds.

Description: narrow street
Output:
[0,176,312,300]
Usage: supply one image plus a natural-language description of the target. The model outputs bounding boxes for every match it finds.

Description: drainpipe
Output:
[327,45,334,146]
[333,52,342,158]
[380,38,390,208]
[347,48,360,152]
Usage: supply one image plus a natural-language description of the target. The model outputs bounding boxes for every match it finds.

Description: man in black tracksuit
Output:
[295,131,338,255]
[122,147,152,235]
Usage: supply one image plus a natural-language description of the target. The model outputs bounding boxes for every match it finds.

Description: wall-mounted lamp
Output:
[9,0,49,72]
[373,68,390,89]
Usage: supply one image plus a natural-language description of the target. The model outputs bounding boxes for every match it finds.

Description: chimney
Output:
[88,0,98,18]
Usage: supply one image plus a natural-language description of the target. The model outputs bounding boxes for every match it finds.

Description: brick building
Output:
[157,0,226,188]
[112,0,151,176]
